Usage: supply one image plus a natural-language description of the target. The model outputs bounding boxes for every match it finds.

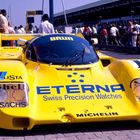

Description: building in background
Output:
[54,0,140,26]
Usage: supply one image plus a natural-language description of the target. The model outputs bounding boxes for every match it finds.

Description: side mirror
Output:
[91,38,98,45]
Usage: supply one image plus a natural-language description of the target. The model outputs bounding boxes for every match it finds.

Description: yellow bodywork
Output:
[0,34,140,130]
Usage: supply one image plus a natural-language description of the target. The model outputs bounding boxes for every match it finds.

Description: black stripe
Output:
[134,60,140,68]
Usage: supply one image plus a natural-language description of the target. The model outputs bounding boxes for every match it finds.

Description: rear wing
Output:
[0,34,41,60]
[0,34,41,47]
[0,47,23,60]
[0,33,86,47]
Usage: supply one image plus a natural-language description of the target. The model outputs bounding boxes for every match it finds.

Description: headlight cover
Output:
[0,82,29,108]
[130,78,140,102]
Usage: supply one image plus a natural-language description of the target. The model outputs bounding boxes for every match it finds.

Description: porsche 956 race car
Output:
[0,33,140,130]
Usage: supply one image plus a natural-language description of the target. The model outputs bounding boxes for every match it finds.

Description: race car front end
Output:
[1,33,140,130]
[1,61,140,130]
[5,61,139,130]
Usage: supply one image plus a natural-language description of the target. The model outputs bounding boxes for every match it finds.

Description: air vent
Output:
[13,118,30,128]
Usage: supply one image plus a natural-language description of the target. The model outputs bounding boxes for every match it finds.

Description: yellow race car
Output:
[0,33,140,130]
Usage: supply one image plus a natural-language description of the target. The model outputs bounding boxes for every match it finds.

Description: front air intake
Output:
[13,118,30,128]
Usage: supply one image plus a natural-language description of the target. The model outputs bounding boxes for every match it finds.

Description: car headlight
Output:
[130,78,140,102]
[0,82,29,108]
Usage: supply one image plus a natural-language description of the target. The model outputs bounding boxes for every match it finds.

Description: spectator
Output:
[8,22,15,34]
[16,26,23,34]
[33,25,39,33]
[109,24,119,45]
[127,21,134,46]
[0,9,8,33]
[19,25,26,33]
[8,22,15,46]
[131,27,138,47]
[39,14,55,34]
[14,26,18,33]
[133,20,140,47]
[92,25,97,35]
[76,25,83,34]
[83,25,92,43]
[0,9,9,46]
[100,25,108,45]
[133,20,140,34]
[27,23,33,34]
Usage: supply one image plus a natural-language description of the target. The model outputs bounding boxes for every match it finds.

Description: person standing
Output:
[131,27,138,47]
[127,21,134,46]
[0,9,8,33]
[100,25,108,45]
[8,22,15,46]
[0,9,9,46]
[39,14,54,34]
[109,24,119,46]
[133,21,140,47]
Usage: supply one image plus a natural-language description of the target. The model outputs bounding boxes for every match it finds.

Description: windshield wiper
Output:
[63,48,85,66]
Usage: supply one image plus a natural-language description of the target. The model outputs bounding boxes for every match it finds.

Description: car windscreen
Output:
[30,34,99,65]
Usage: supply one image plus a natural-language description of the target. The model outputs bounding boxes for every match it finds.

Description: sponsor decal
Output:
[4,75,22,80]
[0,83,28,108]
[76,112,118,117]
[129,60,140,68]
[37,73,124,101]
[0,102,27,108]
[50,36,74,41]
[37,84,125,94]
[37,84,124,101]
[130,78,140,101]
[0,72,22,80]
[134,60,140,68]
[0,83,25,90]
[0,72,7,80]
[43,95,94,101]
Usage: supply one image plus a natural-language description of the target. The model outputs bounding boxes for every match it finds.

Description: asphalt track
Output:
[1,50,140,140]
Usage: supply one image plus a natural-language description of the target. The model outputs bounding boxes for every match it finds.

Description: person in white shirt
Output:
[8,22,15,46]
[39,14,55,34]
[16,26,23,34]
[8,22,15,34]
[131,27,138,47]
[133,21,140,34]
[0,9,8,33]
[110,24,119,45]
[0,9,9,46]
[19,25,26,34]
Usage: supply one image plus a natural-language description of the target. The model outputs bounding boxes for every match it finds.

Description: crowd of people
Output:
[0,8,140,48]
[71,21,140,48]
[0,9,55,35]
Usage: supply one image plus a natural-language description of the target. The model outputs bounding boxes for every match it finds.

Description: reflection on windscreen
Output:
[30,34,99,65]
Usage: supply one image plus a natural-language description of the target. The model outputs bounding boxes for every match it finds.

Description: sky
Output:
[0,0,99,27]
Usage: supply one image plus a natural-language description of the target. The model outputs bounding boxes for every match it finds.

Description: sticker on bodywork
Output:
[0,72,22,81]
[128,60,140,68]
[0,72,7,80]
[50,36,74,41]
[0,82,29,108]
